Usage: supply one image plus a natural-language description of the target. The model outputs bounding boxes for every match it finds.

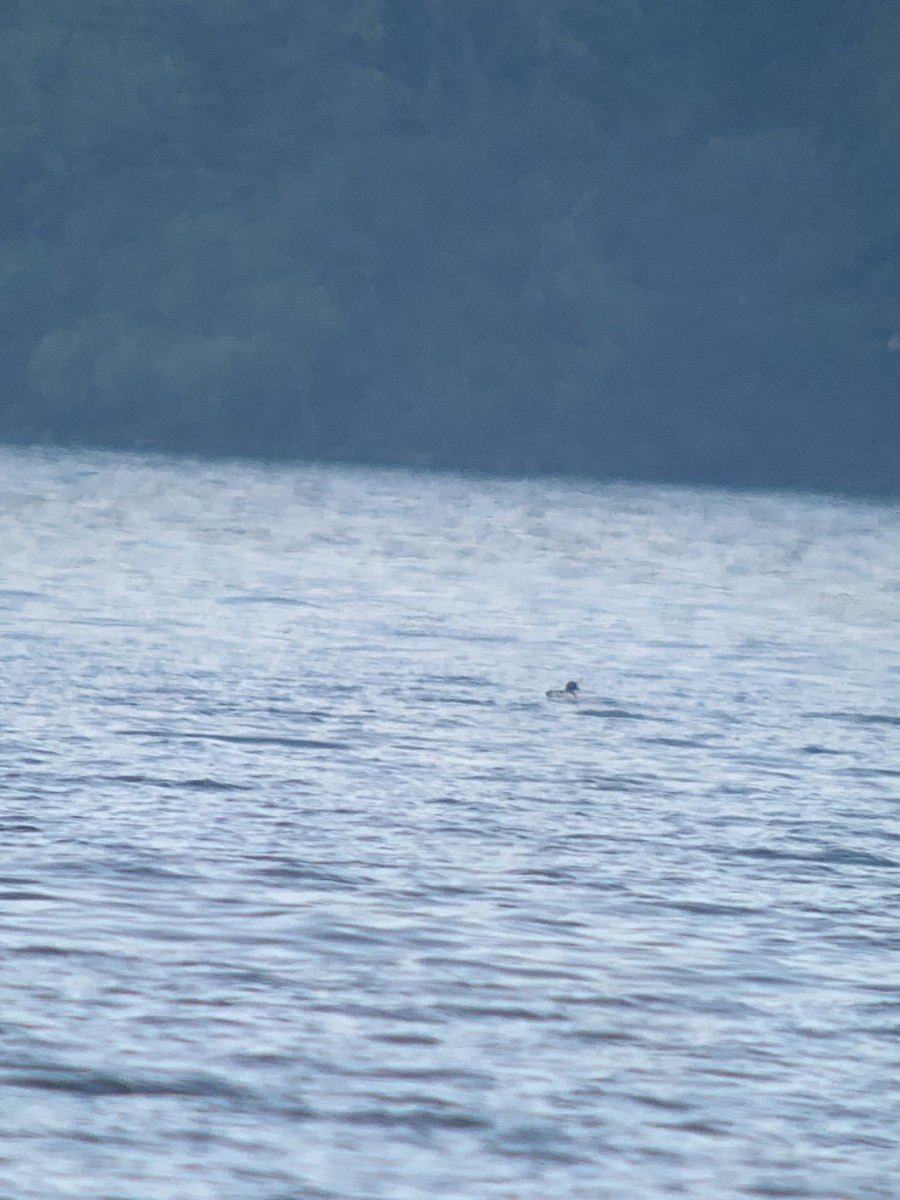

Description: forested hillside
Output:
[2,0,899,492]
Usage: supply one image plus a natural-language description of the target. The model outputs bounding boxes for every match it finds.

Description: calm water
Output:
[1,446,899,1199]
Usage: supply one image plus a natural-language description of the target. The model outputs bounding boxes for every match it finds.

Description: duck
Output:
[546,681,579,701]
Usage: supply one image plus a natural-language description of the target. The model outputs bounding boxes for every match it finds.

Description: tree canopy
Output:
[1,0,898,492]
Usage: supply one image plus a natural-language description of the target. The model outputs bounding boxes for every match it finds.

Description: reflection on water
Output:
[1,445,899,1198]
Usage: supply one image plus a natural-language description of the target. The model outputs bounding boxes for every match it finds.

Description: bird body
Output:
[546,681,579,701]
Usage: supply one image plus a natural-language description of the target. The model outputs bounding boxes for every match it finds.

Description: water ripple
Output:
[1,447,899,1199]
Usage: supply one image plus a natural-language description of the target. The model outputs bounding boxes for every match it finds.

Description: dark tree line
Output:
[2,0,899,492]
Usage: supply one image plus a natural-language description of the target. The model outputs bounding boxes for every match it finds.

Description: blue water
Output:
[1,445,899,1199]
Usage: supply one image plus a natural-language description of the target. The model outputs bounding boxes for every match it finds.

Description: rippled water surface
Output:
[2,446,900,1199]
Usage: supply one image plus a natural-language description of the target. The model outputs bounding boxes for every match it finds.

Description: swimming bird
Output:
[546,681,579,701]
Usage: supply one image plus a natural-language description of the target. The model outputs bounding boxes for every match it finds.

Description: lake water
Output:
[1,445,899,1199]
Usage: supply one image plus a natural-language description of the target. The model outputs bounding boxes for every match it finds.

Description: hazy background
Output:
[3,0,899,493]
